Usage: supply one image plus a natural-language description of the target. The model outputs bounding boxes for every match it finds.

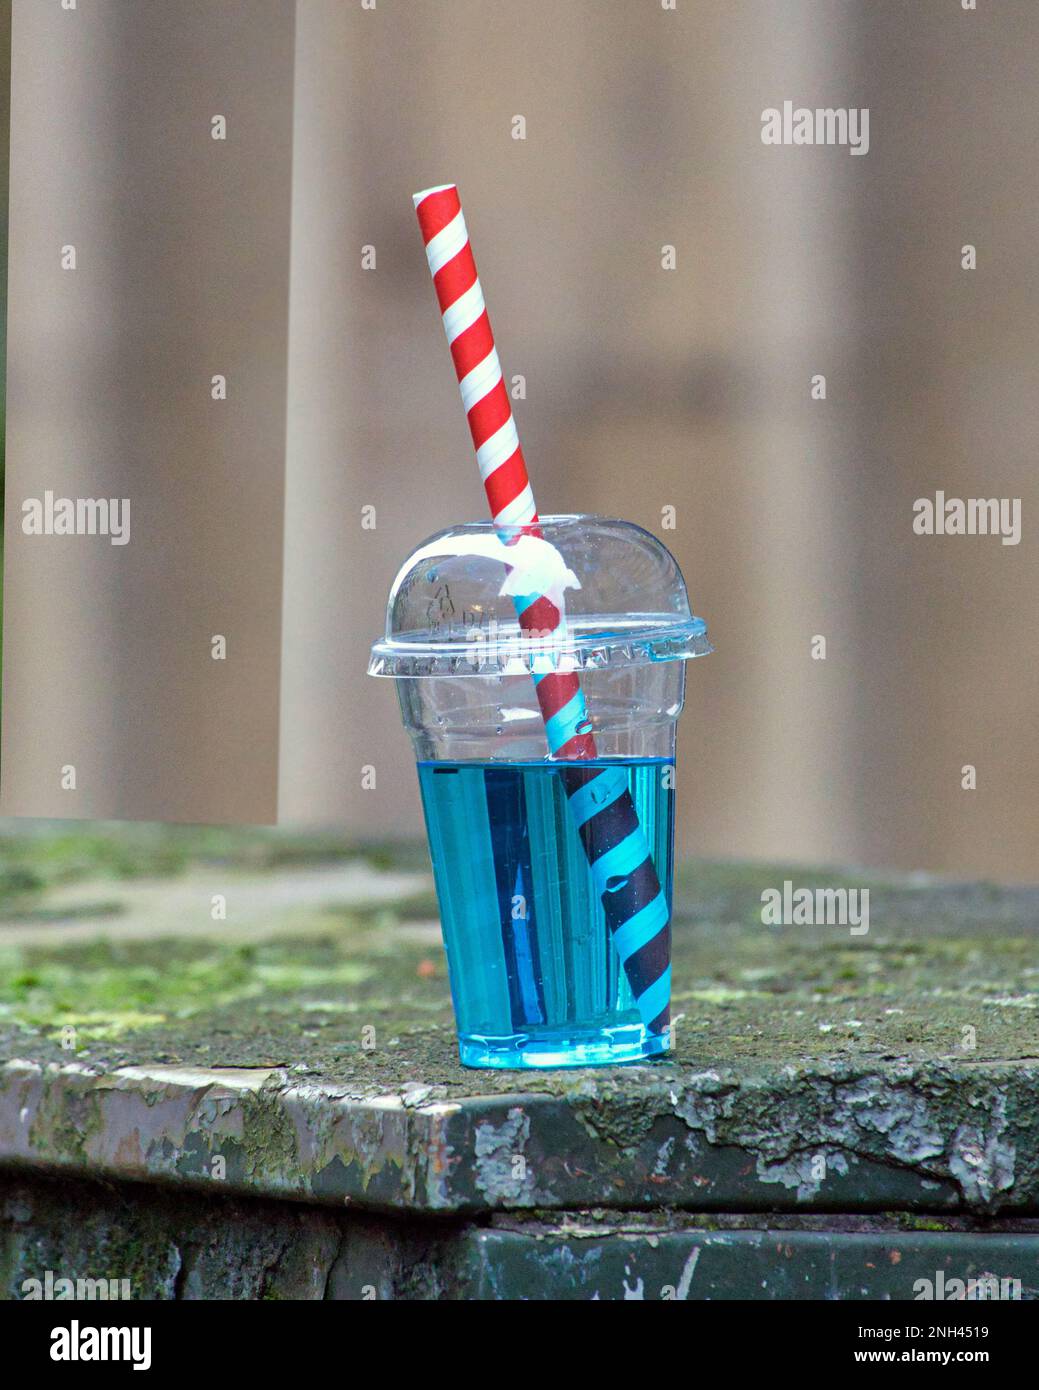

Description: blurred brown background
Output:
[2,0,294,822]
[285,0,1038,881]
[3,1,1038,881]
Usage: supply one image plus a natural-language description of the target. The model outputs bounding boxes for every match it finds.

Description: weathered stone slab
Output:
[2,1053,1035,1214]
[1,845,1038,1217]
[452,1215,1039,1302]
[5,1173,1037,1301]
[1,1172,342,1301]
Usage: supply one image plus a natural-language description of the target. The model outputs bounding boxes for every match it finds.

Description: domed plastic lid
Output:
[368,514,712,678]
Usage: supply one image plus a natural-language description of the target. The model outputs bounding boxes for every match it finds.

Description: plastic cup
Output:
[368,514,711,1069]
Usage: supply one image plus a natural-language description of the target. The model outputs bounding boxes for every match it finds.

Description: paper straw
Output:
[413,184,671,1035]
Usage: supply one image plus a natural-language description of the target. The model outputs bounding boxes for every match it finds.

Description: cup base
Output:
[457,1022,670,1070]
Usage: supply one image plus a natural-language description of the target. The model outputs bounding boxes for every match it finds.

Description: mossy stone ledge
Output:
[1,831,1038,1297]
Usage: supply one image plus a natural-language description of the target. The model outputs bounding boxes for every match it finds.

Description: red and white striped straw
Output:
[413,182,595,760]
[413,184,538,530]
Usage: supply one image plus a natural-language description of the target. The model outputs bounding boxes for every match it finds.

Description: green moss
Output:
[330,888,440,924]
[0,823,431,919]
[893,1214,954,1232]
[26,1074,105,1166]
[0,937,375,1038]
[238,1088,302,1183]
[44,1011,168,1042]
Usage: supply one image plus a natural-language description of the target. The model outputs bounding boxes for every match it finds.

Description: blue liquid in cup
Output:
[417,757,674,1068]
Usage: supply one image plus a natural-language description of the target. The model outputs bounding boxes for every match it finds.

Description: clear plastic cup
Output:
[368,514,711,1069]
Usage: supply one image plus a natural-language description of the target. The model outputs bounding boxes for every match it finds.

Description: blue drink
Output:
[417,757,674,1068]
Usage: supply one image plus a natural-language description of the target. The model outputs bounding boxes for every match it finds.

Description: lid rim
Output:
[368,621,713,678]
[371,613,708,656]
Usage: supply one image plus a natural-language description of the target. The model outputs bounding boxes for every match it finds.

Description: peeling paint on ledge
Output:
[2,1054,1039,1216]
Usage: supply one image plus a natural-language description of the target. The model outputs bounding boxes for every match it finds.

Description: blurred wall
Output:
[1,1,1034,880]
[1,0,295,821]
[281,0,1038,882]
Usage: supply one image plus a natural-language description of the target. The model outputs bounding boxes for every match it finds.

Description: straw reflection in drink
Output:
[418,757,675,1065]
